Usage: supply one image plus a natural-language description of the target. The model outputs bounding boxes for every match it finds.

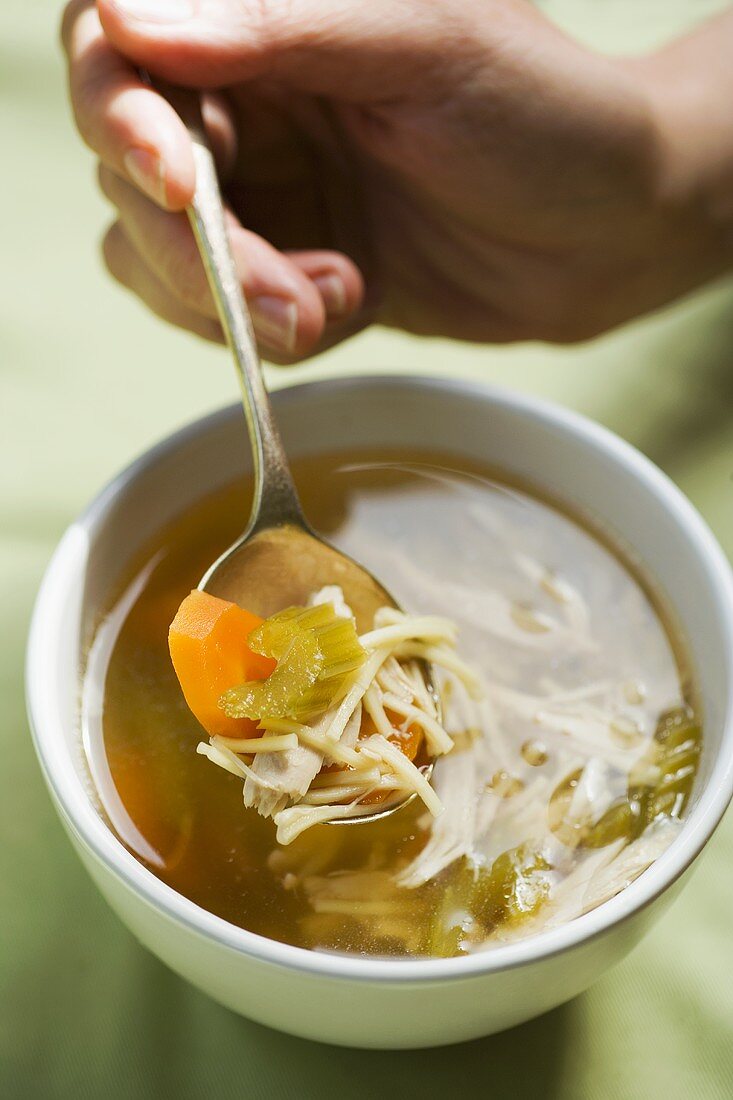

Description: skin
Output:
[61,0,733,362]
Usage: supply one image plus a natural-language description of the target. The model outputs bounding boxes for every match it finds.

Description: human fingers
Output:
[99,166,332,357]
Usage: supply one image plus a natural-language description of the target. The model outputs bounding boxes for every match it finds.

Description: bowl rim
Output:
[26,373,733,984]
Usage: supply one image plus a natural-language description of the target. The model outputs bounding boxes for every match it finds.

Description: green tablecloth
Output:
[3,1,733,1095]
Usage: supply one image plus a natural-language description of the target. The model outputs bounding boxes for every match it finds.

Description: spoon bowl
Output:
[201,523,395,633]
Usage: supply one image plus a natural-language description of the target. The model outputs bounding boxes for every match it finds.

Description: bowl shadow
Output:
[130,946,574,1099]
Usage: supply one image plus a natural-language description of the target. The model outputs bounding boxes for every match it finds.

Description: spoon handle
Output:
[157,83,306,533]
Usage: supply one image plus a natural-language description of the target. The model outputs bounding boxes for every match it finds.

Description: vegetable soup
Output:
[84,450,700,958]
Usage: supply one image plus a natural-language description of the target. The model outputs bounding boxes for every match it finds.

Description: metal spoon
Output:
[157,86,436,820]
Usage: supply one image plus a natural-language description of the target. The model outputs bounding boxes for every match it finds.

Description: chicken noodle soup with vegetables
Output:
[86,451,701,958]
[169,589,459,841]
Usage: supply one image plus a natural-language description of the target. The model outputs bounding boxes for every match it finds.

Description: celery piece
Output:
[581,708,702,848]
[427,862,476,957]
[220,630,323,721]
[645,706,701,822]
[654,706,700,751]
[479,845,550,925]
[582,798,643,849]
[219,602,367,722]
[427,846,551,955]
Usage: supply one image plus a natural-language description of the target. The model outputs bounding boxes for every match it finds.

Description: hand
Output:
[61,0,733,361]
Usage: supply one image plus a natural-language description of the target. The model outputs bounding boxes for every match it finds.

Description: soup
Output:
[84,449,701,958]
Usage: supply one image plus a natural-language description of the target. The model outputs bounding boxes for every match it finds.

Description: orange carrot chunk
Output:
[355,713,424,804]
[168,590,276,739]
[390,721,423,763]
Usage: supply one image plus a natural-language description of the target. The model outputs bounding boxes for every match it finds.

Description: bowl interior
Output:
[28,375,733,977]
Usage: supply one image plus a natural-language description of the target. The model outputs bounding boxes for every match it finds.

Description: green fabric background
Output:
[2,1,733,1096]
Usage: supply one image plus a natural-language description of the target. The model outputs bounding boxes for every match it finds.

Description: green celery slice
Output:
[219,602,366,722]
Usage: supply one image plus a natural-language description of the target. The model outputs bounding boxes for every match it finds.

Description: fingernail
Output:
[123,147,166,205]
[250,296,298,354]
[313,273,347,318]
[110,0,194,21]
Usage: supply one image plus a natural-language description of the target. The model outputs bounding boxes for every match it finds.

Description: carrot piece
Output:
[350,713,424,804]
[390,722,423,763]
[168,590,276,738]
[360,709,423,761]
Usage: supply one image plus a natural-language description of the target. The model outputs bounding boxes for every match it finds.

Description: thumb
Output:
[97,0,451,100]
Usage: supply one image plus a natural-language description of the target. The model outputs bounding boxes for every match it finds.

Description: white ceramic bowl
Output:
[26,376,733,1048]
